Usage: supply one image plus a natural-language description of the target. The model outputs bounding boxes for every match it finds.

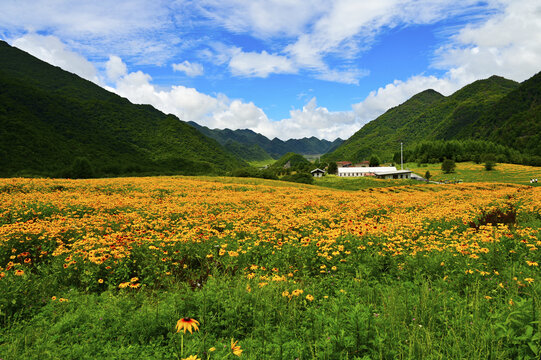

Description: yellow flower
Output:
[231,338,243,356]
[182,356,200,360]
[51,296,57,301]
[98,279,104,284]
[306,294,314,301]
[525,278,534,284]
[130,277,139,283]
[208,347,216,352]
[282,291,290,297]
[527,261,538,266]
[14,269,24,276]
[176,318,200,334]
[219,249,226,256]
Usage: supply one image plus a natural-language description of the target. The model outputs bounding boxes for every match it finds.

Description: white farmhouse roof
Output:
[375,169,412,176]
[338,166,397,175]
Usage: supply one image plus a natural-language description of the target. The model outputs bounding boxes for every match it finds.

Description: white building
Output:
[337,166,412,179]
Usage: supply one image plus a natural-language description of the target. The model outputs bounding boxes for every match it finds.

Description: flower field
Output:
[1,176,541,359]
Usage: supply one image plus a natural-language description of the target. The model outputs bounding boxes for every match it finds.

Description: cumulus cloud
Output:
[270,98,357,140]
[11,33,99,83]
[105,55,128,82]
[434,0,541,82]
[172,61,204,77]
[229,50,296,77]
[107,55,355,140]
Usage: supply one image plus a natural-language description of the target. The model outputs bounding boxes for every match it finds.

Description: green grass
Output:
[408,162,541,185]
[247,159,276,168]
[314,174,422,191]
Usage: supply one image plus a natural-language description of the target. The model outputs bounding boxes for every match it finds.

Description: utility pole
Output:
[400,143,404,170]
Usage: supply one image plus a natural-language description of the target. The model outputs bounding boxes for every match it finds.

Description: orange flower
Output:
[231,338,243,356]
[176,318,200,334]
[14,269,24,276]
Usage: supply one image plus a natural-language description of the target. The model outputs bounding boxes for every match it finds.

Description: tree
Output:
[327,162,338,175]
[68,157,95,179]
[369,155,380,167]
[441,159,456,174]
[424,170,432,182]
[484,160,496,171]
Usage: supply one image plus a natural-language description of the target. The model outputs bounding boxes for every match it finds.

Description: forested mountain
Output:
[324,89,445,162]
[188,121,343,159]
[0,41,245,177]
[323,73,541,163]
[472,72,541,156]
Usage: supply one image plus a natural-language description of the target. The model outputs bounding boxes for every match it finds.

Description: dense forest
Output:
[0,41,245,178]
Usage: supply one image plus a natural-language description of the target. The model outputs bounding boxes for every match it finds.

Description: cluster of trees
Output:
[396,140,541,166]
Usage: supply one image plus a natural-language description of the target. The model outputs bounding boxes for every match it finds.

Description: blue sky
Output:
[1,0,540,140]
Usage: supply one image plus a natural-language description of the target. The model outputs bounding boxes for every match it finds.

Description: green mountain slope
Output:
[324,89,445,162]
[0,41,245,177]
[188,121,343,159]
[223,140,273,162]
[472,72,541,155]
[270,152,311,169]
[324,75,524,162]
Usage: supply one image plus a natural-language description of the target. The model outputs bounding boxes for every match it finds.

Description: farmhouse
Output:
[310,168,326,177]
[337,166,412,179]
[336,161,352,167]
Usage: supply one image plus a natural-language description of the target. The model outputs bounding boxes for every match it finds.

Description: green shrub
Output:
[441,159,456,174]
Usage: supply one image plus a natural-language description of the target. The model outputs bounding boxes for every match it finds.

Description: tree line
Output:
[395,139,541,166]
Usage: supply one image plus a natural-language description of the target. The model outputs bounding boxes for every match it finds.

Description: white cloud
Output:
[105,55,127,82]
[434,0,541,82]
[172,61,204,77]
[11,33,99,83]
[107,55,354,140]
[193,0,326,38]
[0,0,176,64]
[271,98,357,140]
[229,50,296,77]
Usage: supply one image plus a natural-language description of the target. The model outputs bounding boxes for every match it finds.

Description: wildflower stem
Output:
[181,333,184,358]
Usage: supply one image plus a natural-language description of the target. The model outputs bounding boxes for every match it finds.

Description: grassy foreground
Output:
[1,176,541,359]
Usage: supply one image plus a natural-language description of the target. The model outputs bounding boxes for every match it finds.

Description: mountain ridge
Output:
[187,121,343,159]
[323,73,538,163]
